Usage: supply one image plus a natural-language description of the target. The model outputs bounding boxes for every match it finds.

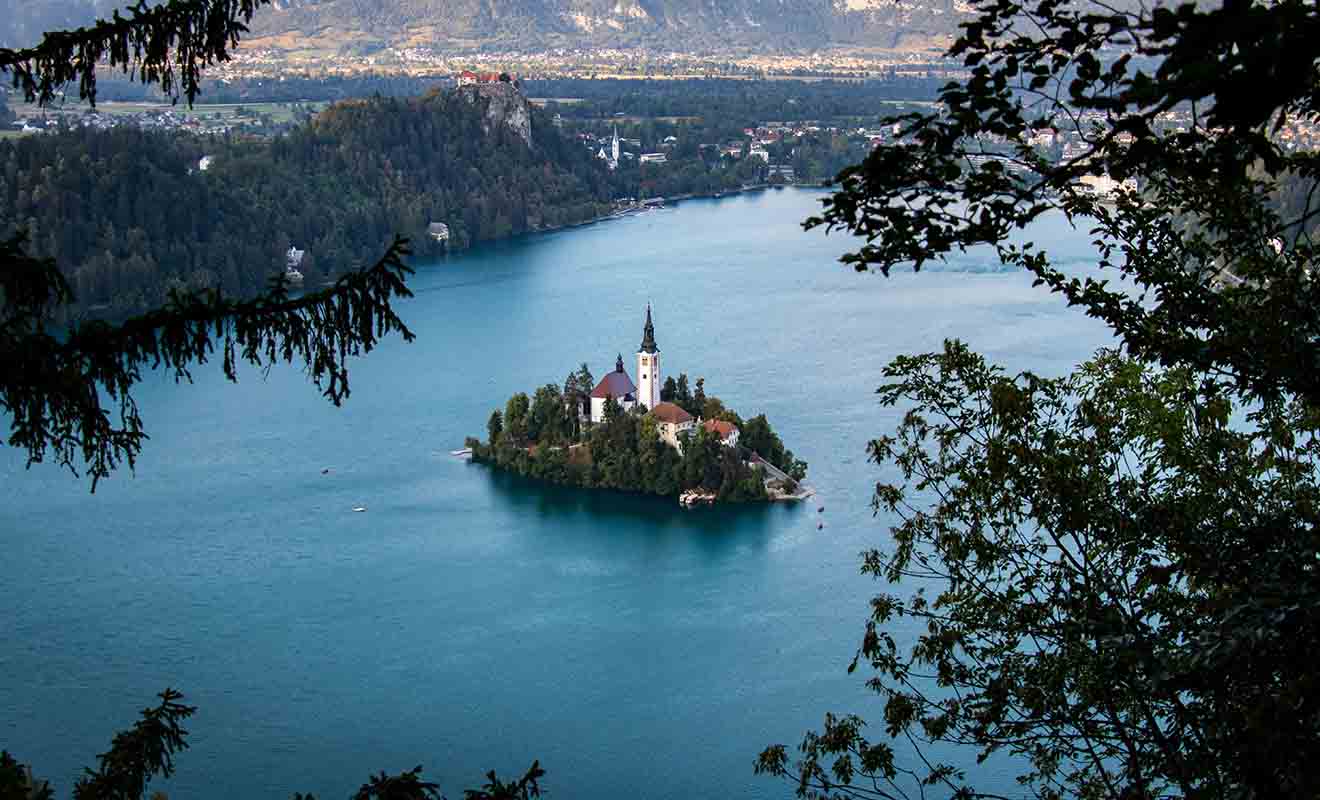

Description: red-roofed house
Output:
[651,402,695,451]
[702,418,740,448]
[457,70,478,86]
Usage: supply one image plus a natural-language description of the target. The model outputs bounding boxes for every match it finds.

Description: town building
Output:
[597,125,621,169]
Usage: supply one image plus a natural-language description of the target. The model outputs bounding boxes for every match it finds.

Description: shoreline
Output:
[456,182,829,248]
[469,454,812,507]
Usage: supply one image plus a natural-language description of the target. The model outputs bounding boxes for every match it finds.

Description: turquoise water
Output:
[1,189,1114,799]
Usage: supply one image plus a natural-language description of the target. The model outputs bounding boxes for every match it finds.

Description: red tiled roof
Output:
[702,419,738,439]
[651,402,693,424]
[591,370,636,399]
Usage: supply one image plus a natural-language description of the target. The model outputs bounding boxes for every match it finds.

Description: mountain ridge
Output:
[0,0,968,53]
[249,0,966,51]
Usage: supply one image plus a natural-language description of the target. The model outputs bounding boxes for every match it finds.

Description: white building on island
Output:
[653,401,695,450]
[588,307,706,455]
[589,305,661,423]
[589,354,638,422]
[702,418,740,448]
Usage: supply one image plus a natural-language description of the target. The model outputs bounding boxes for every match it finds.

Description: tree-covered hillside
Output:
[0,85,612,318]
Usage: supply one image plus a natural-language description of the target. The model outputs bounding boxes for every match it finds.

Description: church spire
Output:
[615,353,625,372]
[639,304,658,353]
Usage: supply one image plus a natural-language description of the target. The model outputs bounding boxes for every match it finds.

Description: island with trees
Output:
[467,310,807,505]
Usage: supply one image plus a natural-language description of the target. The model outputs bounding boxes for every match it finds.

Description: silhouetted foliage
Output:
[759,0,1320,797]
[462,761,544,800]
[0,750,53,800]
[4,691,541,800]
[73,689,194,800]
[349,768,441,800]
[2,229,414,488]
[0,0,440,492]
[0,0,269,106]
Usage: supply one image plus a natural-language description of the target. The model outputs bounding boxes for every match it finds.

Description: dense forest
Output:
[469,368,806,502]
[0,85,612,317]
[1,76,911,320]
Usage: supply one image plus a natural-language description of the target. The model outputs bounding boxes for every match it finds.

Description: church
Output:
[588,307,698,448]
[589,306,661,422]
[586,307,665,417]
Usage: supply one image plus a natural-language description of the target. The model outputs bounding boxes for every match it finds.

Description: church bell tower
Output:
[636,305,661,411]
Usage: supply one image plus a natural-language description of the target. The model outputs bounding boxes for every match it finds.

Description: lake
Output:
[1,188,1115,799]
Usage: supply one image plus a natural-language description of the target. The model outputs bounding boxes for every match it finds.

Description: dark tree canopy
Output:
[3,690,543,800]
[759,0,1320,798]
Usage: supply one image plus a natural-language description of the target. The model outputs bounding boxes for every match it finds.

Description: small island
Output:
[467,307,808,505]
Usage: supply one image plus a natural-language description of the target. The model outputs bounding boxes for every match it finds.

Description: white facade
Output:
[651,402,695,453]
[702,419,740,448]
[637,350,660,411]
[589,308,659,423]
[589,394,635,423]
[658,417,694,451]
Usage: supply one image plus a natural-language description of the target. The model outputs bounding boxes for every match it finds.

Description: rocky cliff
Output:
[456,82,533,147]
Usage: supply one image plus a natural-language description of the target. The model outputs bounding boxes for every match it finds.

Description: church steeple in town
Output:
[639,304,658,354]
[615,353,625,372]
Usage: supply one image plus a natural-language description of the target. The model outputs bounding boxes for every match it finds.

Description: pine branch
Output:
[0,236,416,491]
[73,688,196,800]
[0,0,270,107]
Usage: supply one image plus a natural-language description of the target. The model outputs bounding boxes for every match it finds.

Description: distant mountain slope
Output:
[0,0,967,53]
[251,0,965,50]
